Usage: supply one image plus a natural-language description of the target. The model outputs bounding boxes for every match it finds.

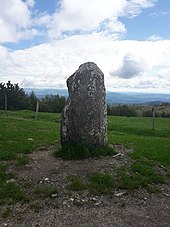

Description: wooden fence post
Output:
[35,100,39,120]
[152,107,155,130]
[5,94,8,117]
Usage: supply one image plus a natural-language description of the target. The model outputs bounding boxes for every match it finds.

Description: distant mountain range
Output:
[106,92,170,105]
[25,88,68,98]
[24,88,170,105]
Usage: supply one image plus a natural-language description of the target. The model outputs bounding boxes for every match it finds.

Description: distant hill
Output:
[106,92,170,105]
[25,88,68,98]
[24,88,170,105]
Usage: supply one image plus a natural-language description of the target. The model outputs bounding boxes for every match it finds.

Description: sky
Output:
[0,0,170,93]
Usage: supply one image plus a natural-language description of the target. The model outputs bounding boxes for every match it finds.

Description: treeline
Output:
[107,104,137,117]
[0,81,67,113]
[1,81,170,117]
[107,104,170,118]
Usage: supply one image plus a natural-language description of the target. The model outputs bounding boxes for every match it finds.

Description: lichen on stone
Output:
[60,62,107,147]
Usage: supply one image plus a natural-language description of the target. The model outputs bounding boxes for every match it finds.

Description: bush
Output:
[54,143,116,160]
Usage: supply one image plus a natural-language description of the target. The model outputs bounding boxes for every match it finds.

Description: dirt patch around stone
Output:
[0,145,170,227]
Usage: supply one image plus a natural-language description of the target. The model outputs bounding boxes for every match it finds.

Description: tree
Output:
[107,104,137,117]
[0,81,66,113]
[28,91,38,111]
[39,95,67,113]
[0,81,29,111]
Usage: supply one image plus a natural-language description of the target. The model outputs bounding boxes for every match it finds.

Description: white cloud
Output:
[0,0,156,43]
[111,53,145,79]
[0,0,35,43]
[25,0,35,8]
[48,0,156,39]
[48,0,125,38]
[124,0,156,18]
[0,36,170,93]
[0,46,16,68]
[149,10,169,17]
[1,0,169,93]
[148,34,162,41]
[34,13,52,27]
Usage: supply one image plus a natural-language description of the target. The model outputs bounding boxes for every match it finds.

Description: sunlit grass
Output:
[0,110,59,161]
[0,110,169,201]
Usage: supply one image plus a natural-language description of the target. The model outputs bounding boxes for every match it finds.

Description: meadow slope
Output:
[0,110,170,226]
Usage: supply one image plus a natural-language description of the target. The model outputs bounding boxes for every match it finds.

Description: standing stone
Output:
[61,62,107,147]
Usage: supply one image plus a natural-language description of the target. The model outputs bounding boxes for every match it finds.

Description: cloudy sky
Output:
[0,0,170,93]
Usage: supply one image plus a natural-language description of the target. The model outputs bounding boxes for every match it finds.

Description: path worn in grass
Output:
[0,145,170,227]
[0,111,170,226]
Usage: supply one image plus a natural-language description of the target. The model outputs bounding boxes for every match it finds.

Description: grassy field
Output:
[108,116,170,166]
[0,110,170,203]
[0,110,59,160]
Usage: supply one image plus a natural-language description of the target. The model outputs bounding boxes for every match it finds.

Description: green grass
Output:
[0,182,29,204]
[16,155,30,166]
[0,110,169,200]
[0,164,7,184]
[68,176,87,191]
[66,166,165,194]
[55,143,116,160]
[116,164,165,190]
[108,116,170,167]
[88,172,114,194]
[0,110,59,204]
[1,111,169,166]
[0,110,59,161]
[107,116,169,191]
[34,185,58,197]
[67,173,114,194]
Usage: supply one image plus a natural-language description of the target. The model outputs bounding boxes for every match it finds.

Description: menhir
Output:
[60,62,107,147]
